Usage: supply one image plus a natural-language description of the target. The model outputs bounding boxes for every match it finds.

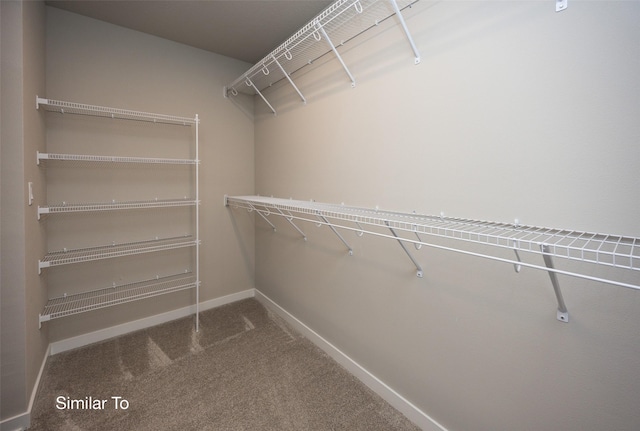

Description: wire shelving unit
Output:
[226,195,640,322]
[39,273,197,328]
[37,96,201,330]
[224,0,420,114]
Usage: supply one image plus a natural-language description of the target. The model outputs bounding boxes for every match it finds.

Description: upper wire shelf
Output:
[38,198,197,219]
[226,195,640,321]
[224,0,420,113]
[37,152,198,166]
[36,97,199,126]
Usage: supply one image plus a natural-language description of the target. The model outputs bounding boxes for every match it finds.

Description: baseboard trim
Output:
[0,344,50,431]
[254,289,447,431]
[50,289,255,355]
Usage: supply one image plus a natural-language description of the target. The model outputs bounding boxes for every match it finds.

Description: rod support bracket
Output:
[541,244,569,323]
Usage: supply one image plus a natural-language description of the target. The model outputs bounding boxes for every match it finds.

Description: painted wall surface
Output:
[44,7,255,341]
[252,2,640,430]
[1,0,48,422]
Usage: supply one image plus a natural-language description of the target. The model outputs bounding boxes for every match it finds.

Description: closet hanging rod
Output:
[226,195,640,319]
[224,0,420,105]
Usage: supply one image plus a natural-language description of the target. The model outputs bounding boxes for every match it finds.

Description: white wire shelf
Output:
[36,97,198,126]
[39,273,198,327]
[38,198,197,219]
[36,151,197,166]
[38,235,197,274]
[224,0,419,113]
[226,195,640,321]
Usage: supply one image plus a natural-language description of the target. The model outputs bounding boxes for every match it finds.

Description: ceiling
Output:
[45,0,334,64]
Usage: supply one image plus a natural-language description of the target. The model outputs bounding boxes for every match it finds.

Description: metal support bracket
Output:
[317,214,353,255]
[272,55,307,104]
[512,240,522,273]
[276,208,307,240]
[385,221,424,278]
[316,22,356,87]
[541,244,569,322]
[556,0,567,12]
[248,203,277,231]
[388,0,421,64]
[245,77,277,115]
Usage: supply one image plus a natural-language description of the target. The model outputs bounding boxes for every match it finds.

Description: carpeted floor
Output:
[30,298,420,430]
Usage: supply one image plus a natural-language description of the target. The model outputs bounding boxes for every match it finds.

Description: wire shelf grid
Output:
[37,97,198,126]
[39,235,197,272]
[226,0,418,95]
[37,152,197,166]
[226,196,640,280]
[39,273,197,324]
[39,198,197,218]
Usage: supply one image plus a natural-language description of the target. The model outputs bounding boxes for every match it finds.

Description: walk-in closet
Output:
[2,1,639,430]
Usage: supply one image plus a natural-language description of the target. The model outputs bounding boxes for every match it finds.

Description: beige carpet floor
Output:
[30,298,420,430]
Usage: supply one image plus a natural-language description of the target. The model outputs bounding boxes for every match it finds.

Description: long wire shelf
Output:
[226,195,640,321]
[37,151,197,166]
[38,235,197,274]
[39,273,198,327]
[38,198,197,219]
[224,0,420,113]
[36,97,198,126]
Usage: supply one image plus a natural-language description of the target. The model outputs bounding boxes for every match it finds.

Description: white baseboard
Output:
[50,289,255,355]
[254,289,447,431]
[0,344,50,431]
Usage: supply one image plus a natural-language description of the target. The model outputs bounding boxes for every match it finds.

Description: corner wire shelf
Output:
[36,97,199,126]
[38,198,198,220]
[38,235,197,274]
[39,272,198,328]
[225,195,640,323]
[223,0,420,114]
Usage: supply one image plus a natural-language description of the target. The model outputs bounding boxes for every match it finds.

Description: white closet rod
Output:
[226,195,640,322]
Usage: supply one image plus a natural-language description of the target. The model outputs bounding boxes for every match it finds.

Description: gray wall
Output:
[43,7,255,342]
[253,2,640,430]
[1,0,48,421]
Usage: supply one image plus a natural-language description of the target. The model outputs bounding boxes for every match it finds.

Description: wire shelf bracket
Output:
[318,213,353,255]
[316,21,357,88]
[223,0,420,112]
[226,195,640,322]
[385,220,424,277]
[541,245,570,322]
